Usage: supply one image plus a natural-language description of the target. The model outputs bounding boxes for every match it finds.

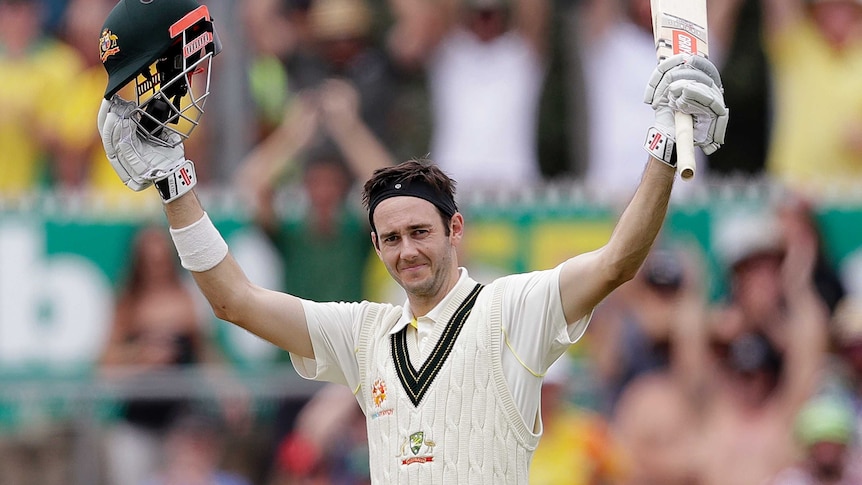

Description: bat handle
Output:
[674,112,696,180]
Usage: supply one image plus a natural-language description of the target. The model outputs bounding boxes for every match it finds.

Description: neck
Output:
[408,267,461,317]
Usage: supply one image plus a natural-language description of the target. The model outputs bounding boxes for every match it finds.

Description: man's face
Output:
[731,252,784,324]
[809,441,847,480]
[811,1,862,51]
[303,161,350,220]
[372,197,461,299]
[465,7,508,42]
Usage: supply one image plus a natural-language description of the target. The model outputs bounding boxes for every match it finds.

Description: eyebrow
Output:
[378,223,433,240]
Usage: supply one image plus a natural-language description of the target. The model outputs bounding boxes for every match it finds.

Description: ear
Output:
[371,232,382,257]
[449,212,465,245]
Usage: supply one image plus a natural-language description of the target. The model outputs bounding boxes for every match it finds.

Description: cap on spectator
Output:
[642,248,684,292]
[795,394,855,448]
[712,210,785,271]
[728,332,782,375]
[308,0,371,41]
[832,297,862,345]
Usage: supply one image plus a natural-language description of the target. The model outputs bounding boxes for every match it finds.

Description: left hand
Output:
[644,54,729,155]
[97,95,188,191]
[318,78,361,135]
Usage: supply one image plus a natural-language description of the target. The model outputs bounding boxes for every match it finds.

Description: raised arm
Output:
[769,202,829,421]
[97,98,316,359]
[317,79,395,182]
[559,54,728,324]
[235,94,321,235]
[559,158,674,323]
[164,192,314,358]
[512,0,550,56]
[576,0,626,45]
[386,0,457,67]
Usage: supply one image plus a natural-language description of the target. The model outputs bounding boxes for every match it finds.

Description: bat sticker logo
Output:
[672,30,697,55]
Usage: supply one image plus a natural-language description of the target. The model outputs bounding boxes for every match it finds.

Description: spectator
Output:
[776,195,846,315]
[588,244,692,411]
[706,0,771,177]
[572,0,749,199]
[612,208,830,485]
[612,372,700,485]
[285,0,399,150]
[51,0,142,195]
[0,425,74,485]
[762,0,862,194]
[387,0,550,192]
[237,78,393,303]
[572,0,661,199]
[236,77,392,481]
[143,411,253,485]
[0,0,81,195]
[270,384,369,485]
[98,225,244,485]
[241,0,303,142]
[827,297,862,441]
[766,393,862,485]
[607,243,708,484]
[690,206,830,485]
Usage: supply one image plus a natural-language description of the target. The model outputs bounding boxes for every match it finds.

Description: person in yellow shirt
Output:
[764,0,862,194]
[0,0,82,195]
[51,0,156,204]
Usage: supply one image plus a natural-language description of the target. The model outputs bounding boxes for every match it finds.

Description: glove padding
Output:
[644,54,729,155]
[97,95,187,191]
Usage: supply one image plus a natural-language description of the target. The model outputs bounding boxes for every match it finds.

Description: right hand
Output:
[97,95,187,191]
[644,54,729,155]
[318,78,362,135]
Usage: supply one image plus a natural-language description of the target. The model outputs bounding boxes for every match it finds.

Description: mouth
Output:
[398,262,428,275]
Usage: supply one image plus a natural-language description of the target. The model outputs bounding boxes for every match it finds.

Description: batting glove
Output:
[644,54,729,159]
[97,95,197,202]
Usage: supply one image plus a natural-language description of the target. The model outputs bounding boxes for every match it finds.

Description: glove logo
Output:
[649,131,665,151]
[99,29,120,63]
[179,166,193,186]
[643,127,676,167]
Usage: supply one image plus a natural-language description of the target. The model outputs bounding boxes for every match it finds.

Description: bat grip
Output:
[674,112,696,180]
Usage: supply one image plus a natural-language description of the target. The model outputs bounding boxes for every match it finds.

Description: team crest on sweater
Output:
[399,430,436,465]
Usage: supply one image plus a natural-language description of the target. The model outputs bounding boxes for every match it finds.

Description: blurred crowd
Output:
[3,0,862,483]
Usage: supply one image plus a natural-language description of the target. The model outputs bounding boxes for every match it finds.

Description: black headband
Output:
[367,177,458,231]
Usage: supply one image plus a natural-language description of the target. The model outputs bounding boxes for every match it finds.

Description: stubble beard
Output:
[398,245,454,300]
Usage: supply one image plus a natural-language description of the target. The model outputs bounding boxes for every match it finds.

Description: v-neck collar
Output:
[391,281,484,407]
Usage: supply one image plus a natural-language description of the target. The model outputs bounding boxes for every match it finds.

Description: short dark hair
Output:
[362,158,458,233]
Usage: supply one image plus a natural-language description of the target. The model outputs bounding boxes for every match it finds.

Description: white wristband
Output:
[169,212,229,272]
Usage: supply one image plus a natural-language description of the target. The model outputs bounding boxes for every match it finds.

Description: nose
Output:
[399,235,420,259]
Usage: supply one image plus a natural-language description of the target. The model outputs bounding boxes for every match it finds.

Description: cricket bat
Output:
[650,0,709,180]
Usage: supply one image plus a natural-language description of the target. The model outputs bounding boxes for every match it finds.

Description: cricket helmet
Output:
[99,0,222,147]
